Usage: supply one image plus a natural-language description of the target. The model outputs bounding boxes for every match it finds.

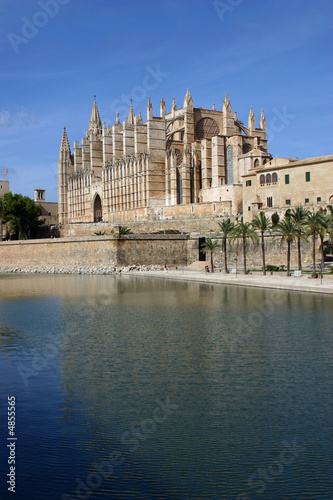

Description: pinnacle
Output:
[183,88,193,108]
[223,93,231,111]
[60,126,70,151]
[128,104,135,124]
[89,100,102,131]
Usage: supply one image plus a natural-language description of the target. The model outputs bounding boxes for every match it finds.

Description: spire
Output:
[223,93,232,112]
[115,112,120,125]
[248,106,255,132]
[183,88,193,109]
[147,97,153,120]
[212,103,216,111]
[128,103,135,125]
[160,97,166,118]
[172,97,177,117]
[260,109,266,130]
[89,99,102,132]
[60,126,70,152]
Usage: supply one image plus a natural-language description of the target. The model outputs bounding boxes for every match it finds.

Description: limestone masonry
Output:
[58,91,332,226]
[58,91,269,224]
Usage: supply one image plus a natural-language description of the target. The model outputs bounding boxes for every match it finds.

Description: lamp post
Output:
[235,257,238,278]
[220,250,223,273]
[320,258,323,285]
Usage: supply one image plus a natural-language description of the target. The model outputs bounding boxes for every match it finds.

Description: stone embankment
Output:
[0,265,161,275]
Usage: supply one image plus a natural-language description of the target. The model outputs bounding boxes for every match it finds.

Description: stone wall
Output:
[60,216,229,237]
[0,235,191,268]
[0,233,322,271]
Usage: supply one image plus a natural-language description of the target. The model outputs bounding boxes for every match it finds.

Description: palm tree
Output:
[305,210,327,276]
[251,212,271,275]
[217,218,235,273]
[289,207,309,270]
[231,218,259,274]
[326,206,333,244]
[273,217,298,276]
[200,238,221,273]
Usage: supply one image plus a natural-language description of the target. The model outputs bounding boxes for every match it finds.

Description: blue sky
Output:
[1,0,332,201]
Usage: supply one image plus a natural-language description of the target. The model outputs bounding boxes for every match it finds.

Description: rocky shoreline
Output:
[0,265,161,275]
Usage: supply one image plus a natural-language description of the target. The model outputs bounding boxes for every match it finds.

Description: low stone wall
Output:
[0,235,191,268]
[60,217,228,237]
[0,233,322,271]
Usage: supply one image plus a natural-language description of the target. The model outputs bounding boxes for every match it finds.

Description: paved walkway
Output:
[130,270,333,295]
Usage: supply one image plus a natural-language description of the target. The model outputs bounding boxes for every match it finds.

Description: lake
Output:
[0,274,332,499]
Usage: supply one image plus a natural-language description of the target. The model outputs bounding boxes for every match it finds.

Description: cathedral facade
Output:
[58,90,270,224]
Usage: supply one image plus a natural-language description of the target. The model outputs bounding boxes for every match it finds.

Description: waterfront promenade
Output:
[131,269,333,295]
[1,265,332,295]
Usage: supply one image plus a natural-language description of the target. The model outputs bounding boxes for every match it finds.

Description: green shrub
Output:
[266,265,279,272]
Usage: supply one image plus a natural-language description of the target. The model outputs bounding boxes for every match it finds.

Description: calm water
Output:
[0,274,332,500]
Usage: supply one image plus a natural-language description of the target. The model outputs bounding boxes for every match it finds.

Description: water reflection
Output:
[0,275,332,499]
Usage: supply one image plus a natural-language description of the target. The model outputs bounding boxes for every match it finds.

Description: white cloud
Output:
[0,110,13,127]
[17,108,38,126]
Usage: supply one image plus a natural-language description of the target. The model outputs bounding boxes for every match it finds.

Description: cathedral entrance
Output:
[94,195,102,222]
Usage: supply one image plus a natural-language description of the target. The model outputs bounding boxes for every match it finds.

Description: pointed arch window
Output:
[94,194,102,222]
[177,171,183,205]
[260,174,265,186]
[272,172,278,184]
[266,173,271,185]
[226,146,234,184]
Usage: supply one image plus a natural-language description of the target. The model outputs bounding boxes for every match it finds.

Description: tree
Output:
[1,192,43,240]
[288,207,309,270]
[326,206,333,244]
[251,212,271,275]
[231,218,259,274]
[217,218,235,273]
[305,210,327,276]
[271,212,280,227]
[273,217,298,276]
[200,238,221,273]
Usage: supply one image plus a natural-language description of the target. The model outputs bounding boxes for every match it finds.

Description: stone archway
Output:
[94,194,102,222]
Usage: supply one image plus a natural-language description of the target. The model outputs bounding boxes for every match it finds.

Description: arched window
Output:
[226,146,234,184]
[196,118,219,140]
[272,172,278,184]
[177,171,183,205]
[175,148,183,166]
[266,173,271,184]
[260,174,265,185]
[94,194,102,222]
[254,159,259,168]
